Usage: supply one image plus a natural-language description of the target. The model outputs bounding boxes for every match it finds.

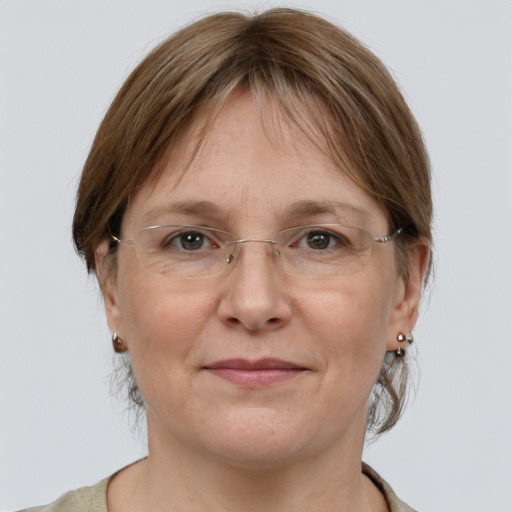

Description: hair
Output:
[72,8,433,437]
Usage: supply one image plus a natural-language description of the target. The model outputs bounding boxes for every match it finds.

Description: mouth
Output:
[202,358,308,387]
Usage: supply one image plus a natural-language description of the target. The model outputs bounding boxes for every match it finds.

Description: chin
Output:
[208,440,308,471]
[193,407,334,470]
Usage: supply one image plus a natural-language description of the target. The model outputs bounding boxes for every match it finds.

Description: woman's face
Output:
[100,92,420,468]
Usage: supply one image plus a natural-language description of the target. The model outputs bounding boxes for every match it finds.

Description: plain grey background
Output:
[1,0,511,510]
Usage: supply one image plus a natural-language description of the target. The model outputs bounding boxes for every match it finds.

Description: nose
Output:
[217,242,292,332]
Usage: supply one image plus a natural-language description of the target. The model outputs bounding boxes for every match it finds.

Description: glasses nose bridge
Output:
[225,238,280,265]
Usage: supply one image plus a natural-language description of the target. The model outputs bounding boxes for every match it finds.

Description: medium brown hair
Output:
[73,8,433,436]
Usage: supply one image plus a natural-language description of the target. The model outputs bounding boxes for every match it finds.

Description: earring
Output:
[395,332,406,358]
[406,332,414,344]
[112,332,127,353]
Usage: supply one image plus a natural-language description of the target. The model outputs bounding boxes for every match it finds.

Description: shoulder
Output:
[362,462,418,512]
[17,477,110,512]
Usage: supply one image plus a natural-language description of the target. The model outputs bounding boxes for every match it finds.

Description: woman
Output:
[22,8,431,512]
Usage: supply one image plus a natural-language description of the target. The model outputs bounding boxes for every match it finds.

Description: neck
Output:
[108,412,387,512]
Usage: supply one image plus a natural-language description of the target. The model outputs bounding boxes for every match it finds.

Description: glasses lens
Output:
[277,225,373,277]
[134,225,231,278]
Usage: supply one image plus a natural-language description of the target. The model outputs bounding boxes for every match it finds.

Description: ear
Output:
[386,241,430,351]
[95,240,126,346]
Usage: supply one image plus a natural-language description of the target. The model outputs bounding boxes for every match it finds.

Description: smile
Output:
[203,358,308,387]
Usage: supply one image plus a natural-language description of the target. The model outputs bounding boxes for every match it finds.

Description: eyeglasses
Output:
[110,224,402,279]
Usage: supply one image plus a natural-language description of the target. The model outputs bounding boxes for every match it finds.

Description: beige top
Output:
[19,463,416,512]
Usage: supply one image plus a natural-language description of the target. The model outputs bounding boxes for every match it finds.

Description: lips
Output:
[206,358,305,370]
[203,358,307,387]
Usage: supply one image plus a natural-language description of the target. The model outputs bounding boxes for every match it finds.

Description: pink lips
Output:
[204,358,306,387]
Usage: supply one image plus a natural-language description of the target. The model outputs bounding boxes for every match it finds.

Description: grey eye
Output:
[180,232,205,250]
[166,231,213,251]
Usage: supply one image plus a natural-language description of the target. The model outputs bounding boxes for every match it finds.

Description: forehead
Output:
[124,92,387,231]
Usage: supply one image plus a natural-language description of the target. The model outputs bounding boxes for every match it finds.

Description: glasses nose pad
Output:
[225,242,240,266]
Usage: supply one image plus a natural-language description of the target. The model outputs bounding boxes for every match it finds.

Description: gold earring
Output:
[112,332,127,353]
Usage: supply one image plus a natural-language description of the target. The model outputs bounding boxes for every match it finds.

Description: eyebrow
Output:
[282,200,371,221]
[142,200,226,224]
[141,199,370,225]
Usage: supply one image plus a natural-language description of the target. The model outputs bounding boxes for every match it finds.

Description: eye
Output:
[165,230,214,251]
[293,229,348,251]
[305,231,335,250]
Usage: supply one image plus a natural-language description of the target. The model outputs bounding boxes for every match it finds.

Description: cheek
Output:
[117,273,216,376]
[297,275,395,378]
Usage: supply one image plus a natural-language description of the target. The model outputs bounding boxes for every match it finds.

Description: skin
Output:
[97,92,427,511]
